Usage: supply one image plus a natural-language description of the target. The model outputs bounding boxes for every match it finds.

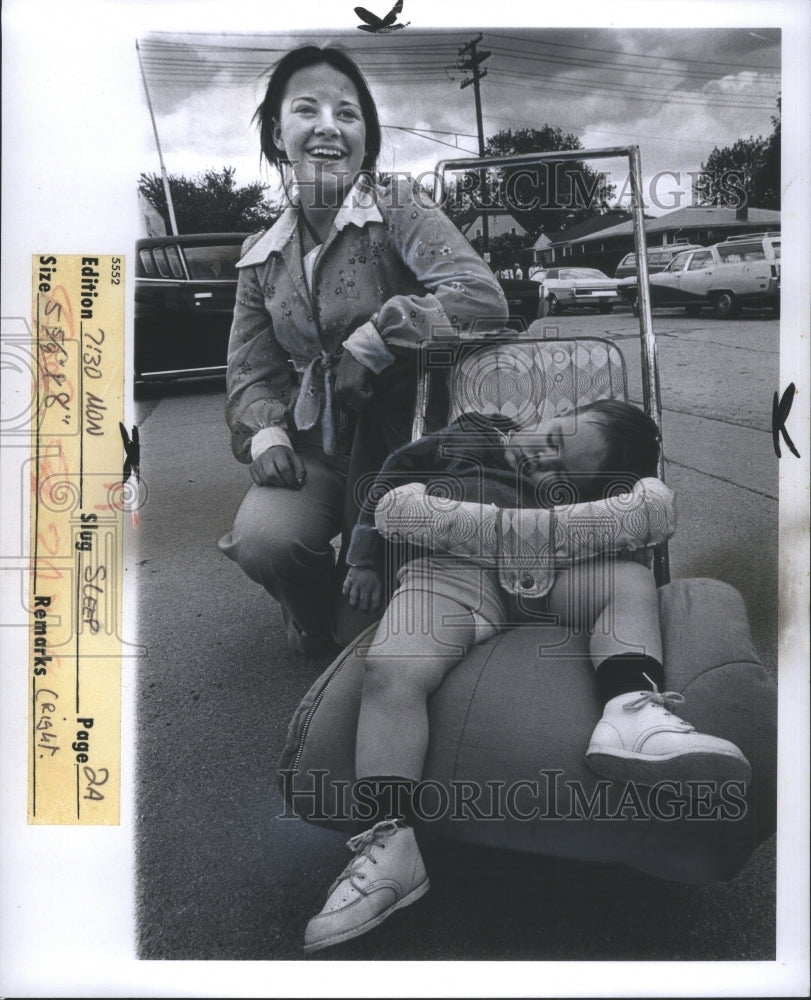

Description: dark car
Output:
[134,233,246,379]
[498,277,545,329]
[134,233,542,380]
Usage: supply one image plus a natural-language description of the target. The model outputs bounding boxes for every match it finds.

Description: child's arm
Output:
[344,414,509,611]
[343,430,450,612]
[342,566,384,613]
[372,477,676,598]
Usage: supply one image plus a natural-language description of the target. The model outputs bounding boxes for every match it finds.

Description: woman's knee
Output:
[223,518,333,585]
[243,530,333,581]
[226,486,338,576]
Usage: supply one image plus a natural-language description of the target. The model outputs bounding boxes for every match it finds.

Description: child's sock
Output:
[355,774,417,826]
[595,653,665,704]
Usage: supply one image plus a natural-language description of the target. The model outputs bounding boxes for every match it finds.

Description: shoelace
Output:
[623,674,686,715]
[332,820,403,889]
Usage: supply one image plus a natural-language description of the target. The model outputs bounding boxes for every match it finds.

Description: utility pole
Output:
[457,35,491,258]
[136,39,179,235]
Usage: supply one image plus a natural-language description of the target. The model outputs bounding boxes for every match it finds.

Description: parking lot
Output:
[133,305,779,961]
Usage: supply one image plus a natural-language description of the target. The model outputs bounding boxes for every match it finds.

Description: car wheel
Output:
[629,292,640,318]
[547,294,563,315]
[598,301,613,314]
[713,291,741,318]
[771,298,780,318]
[684,304,702,316]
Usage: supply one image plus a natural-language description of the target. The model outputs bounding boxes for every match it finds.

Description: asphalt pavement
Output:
[133,307,778,963]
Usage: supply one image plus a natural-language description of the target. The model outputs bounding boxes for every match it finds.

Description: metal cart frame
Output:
[423,147,669,585]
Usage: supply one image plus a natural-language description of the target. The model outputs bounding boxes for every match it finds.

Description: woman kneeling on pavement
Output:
[218,44,508,653]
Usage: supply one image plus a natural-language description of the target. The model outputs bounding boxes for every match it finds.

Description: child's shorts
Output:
[391,556,550,643]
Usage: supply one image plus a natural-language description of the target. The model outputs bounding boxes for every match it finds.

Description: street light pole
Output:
[136,40,179,236]
[458,35,491,258]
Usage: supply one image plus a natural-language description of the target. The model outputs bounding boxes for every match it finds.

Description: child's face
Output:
[506,412,608,495]
[273,63,367,208]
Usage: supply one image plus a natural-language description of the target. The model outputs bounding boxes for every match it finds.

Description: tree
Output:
[444,126,615,239]
[137,166,281,233]
[694,98,780,210]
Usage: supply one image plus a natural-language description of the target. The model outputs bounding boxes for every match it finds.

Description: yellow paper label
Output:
[29,254,125,824]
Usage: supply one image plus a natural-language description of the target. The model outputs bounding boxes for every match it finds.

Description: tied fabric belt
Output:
[292,351,341,455]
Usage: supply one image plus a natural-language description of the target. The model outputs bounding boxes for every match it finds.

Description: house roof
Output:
[544,209,633,247]
[464,211,529,237]
[564,205,781,245]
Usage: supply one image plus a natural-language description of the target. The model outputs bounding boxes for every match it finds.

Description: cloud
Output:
[138,26,780,217]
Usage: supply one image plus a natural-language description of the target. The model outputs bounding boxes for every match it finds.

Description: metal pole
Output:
[470,47,489,256]
[628,149,661,441]
[458,35,490,258]
[628,145,669,584]
[136,40,179,236]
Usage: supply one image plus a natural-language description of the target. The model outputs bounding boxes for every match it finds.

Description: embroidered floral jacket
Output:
[225,176,509,464]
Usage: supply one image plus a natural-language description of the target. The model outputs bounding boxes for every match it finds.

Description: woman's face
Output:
[273,62,367,209]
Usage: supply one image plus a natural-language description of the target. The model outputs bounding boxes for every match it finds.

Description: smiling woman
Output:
[218,44,508,657]
[271,63,368,230]
[256,47,381,240]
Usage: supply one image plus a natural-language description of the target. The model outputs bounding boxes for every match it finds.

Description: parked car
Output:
[541,267,618,314]
[613,243,705,280]
[135,233,246,379]
[134,232,543,380]
[498,277,545,329]
[616,233,781,318]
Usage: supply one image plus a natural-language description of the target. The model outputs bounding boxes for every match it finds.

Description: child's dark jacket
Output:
[347,412,533,569]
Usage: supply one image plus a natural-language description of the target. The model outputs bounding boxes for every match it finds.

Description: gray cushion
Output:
[279,578,776,884]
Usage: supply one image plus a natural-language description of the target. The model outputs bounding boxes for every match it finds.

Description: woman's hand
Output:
[249,445,307,488]
[342,566,383,613]
[334,350,373,412]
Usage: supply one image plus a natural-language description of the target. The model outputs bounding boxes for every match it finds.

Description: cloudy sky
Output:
[136,24,781,218]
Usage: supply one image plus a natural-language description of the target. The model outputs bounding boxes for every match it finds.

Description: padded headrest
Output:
[448,339,627,430]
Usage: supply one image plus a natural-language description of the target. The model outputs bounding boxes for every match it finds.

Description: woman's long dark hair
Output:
[254,45,381,176]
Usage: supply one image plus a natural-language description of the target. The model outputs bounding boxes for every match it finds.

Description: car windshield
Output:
[184,244,243,280]
[665,254,690,272]
[559,269,608,280]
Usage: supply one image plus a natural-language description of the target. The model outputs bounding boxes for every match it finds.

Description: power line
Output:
[382,124,478,138]
[484,72,777,112]
[484,44,778,96]
[137,33,779,86]
[136,30,779,171]
[387,126,478,154]
[484,45,778,96]
[486,29,780,74]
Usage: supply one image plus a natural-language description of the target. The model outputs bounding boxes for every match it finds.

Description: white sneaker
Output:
[303,820,430,954]
[585,684,752,786]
